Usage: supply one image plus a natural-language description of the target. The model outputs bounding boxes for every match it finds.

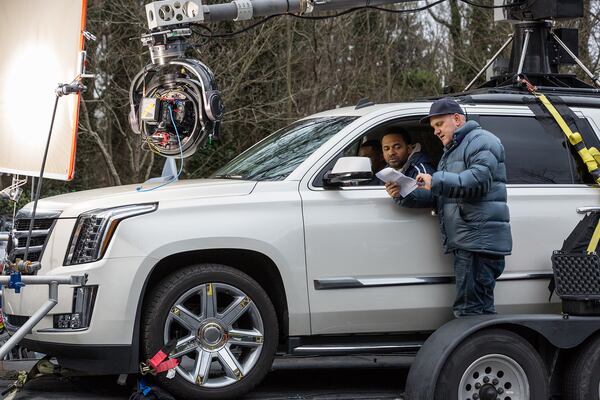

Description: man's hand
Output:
[416,173,432,191]
[385,182,400,198]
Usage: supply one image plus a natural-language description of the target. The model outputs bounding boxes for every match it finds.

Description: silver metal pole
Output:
[464,34,514,91]
[0,275,85,286]
[312,0,426,11]
[517,29,532,75]
[203,0,418,21]
[0,282,58,360]
[205,0,303,21]
[551,31,600,87]
[0,275,85,377]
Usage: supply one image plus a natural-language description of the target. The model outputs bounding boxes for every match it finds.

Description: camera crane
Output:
[130,0,595,163]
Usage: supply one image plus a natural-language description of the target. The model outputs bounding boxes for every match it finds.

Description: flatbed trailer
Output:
[405,313,600,399]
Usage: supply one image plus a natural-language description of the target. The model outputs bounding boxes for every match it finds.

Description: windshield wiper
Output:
[213,174,245,180]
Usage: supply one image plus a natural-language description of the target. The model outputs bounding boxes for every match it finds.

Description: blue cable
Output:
[137,104,184,192]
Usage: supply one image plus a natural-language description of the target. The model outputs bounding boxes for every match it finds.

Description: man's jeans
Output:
[452,249,505,317]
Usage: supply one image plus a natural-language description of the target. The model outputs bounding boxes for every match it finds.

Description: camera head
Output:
[129,28,223,158]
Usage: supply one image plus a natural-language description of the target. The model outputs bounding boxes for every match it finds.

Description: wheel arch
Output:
[405,314,600,400]
[126,248,289,373]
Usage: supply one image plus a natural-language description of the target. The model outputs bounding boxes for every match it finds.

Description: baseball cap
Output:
[420,98,465,124]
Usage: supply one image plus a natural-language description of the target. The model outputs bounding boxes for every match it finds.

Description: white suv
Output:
[3,95,597,399]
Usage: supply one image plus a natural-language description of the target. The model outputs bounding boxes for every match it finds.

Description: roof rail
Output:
[355,98,375,110]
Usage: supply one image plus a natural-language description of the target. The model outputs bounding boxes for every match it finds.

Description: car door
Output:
[299,107,457,335]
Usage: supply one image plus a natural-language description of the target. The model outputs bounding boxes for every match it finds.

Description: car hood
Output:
[21,179,257,218]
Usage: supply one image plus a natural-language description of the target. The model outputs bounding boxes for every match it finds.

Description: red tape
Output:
[148,350,168,370]
[153,358,180,374]
[147,339,179,374]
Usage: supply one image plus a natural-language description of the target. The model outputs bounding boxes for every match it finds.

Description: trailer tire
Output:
[564,334,600,400]
[433,328,547,400]
[141,264,278,400]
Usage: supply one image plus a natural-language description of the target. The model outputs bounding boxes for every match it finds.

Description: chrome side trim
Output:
[497,272,553,281]
[314,271,553,290]
[577,206,600,214]
[37,328,89,333]
[292,344,422,355]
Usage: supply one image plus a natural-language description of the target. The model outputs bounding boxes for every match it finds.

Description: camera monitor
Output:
[0,0,87,181]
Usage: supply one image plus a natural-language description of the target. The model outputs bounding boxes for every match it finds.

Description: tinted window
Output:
[478,116,573,184]
[212,117,357,181]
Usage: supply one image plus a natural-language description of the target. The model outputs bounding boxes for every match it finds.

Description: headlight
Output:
[64,203,157,266]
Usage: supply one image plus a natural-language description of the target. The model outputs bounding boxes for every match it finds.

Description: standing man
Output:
[386,98,512,317]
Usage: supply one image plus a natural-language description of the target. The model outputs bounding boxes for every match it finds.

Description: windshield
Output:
[212,116,357,181]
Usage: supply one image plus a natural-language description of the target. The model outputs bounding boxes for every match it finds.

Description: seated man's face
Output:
[382,134,411,170]
[358,146,385,173]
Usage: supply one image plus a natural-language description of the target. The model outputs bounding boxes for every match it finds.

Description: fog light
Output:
[55,313,82,329]
[53,285,97,330]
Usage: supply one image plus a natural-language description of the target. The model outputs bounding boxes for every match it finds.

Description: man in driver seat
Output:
[381,129,436,180]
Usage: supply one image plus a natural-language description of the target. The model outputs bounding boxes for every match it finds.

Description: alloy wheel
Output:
[163,282,265,388]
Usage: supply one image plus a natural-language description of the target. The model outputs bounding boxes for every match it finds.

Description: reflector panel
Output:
[0,0,86,181]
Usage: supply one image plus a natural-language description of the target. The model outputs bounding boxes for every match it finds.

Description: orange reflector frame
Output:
[0,0,87,181]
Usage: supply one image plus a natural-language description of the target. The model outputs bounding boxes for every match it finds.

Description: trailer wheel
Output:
[564,334,600,400]
[142,264,278,400]
[434,328,547,400]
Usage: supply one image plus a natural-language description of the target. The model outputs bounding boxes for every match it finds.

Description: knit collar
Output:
[399,143,422,174]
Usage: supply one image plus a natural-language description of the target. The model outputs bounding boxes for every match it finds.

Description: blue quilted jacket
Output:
[398,120,512,255]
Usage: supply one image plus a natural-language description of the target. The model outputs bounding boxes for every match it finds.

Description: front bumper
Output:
[2,256,153,346]
[21,339,135,374]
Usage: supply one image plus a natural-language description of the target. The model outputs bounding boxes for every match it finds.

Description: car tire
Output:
[434,328,548,400]
[142,263,279,400]
[564,334,600,400]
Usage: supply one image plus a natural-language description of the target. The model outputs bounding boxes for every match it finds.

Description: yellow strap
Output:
[531,90,600,253]
[536,93,600,184]
[588,219,600,254]
[590,147,600,164]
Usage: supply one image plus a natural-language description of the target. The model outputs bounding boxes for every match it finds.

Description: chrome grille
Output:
[8,210,61,266]
[17,236,46,248]
[14,219,55,231]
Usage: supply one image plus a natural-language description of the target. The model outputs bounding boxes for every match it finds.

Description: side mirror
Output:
[323,157,373,187]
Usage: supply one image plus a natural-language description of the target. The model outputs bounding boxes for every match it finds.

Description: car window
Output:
[478,115,574,184]
[212,116,357,181]
[313,117,442,187]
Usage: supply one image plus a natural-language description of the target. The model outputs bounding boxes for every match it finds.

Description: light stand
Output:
[18,79,87,270]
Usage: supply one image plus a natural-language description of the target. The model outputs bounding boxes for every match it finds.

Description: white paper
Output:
[376,167,418,197]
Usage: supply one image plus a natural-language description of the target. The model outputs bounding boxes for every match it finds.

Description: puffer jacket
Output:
[397,120,512,255]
